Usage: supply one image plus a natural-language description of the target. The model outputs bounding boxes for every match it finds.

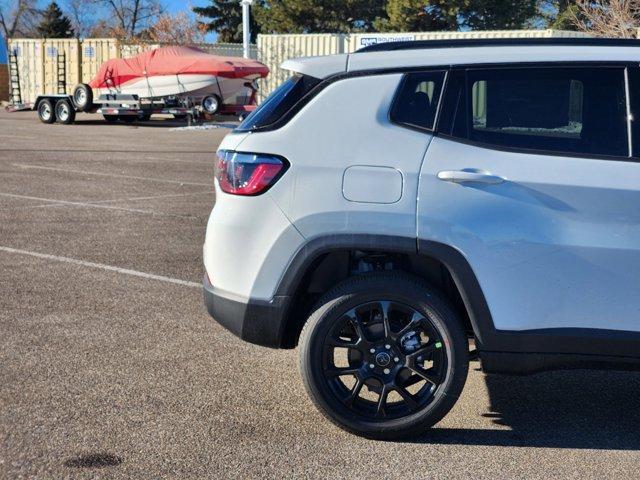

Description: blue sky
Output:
[167,0,210,14]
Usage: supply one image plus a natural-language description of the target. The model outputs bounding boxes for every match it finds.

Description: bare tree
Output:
[143,12,205,45]
[571,0,640,38]
[0,0,41,39]
[95,0,164,39]
[67,0,99,38]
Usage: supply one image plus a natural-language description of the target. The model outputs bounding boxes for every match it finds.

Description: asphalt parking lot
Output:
[2,109,640,479]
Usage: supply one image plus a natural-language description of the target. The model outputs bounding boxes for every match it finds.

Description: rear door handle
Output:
[437,170,506,185]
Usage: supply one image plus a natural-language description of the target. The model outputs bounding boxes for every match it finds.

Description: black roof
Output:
[356,37,640,53]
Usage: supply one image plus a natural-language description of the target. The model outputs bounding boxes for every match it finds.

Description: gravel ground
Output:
[1,110,640,479]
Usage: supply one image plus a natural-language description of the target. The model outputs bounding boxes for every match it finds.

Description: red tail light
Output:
[215,150,287,196]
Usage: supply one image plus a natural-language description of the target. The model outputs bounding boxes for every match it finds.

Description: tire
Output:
[299,272,469,440]
[38,99,56,124]
[103,115,118,123]
[72,84,93,112]
[202,95,220,114]
[55,99,76,125]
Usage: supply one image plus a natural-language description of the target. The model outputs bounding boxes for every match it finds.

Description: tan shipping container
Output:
[7,39,44,104]
[257,34,345,100]
[346,29,590,52]
[81,38,120,83]
[199,42,257,58]
[119,42,254,59]
[42,39,81,95]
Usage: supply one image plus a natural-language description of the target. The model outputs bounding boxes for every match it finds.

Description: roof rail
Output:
[356,37,640,53]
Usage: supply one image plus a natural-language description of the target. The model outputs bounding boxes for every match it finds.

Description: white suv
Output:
[203,38,640,439]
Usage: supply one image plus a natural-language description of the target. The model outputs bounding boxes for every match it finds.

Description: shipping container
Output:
[7,39,44,104]
[199,42,257,59]
[257,34,345,100]
[42,39,81,95]
[345,29,590,52]
[81,38,120,83]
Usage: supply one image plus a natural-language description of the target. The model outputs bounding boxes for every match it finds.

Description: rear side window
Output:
[236,74,321,131]
[391,71,446,131]
[440,66,630,158]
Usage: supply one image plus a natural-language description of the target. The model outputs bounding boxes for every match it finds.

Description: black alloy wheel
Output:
[322,300,447,419]
[299,273,468,439]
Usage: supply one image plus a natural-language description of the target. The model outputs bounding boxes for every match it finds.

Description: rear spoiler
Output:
[281,54,348,79]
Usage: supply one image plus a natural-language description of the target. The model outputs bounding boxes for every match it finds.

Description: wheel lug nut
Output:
[383,368,390,374]
[394,357,399,362]
[369,348,375,354]
[369,364,375,369]
[385,344,391,350]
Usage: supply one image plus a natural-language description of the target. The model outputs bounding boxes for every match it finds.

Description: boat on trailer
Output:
[74,46,269,116]
[29,46,270,124]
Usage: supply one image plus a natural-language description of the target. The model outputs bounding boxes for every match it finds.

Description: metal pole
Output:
[240,0,253,59]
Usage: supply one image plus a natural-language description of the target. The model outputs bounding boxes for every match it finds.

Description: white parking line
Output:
[0,245,201,288]
[1,190,213,207]
[0,192,206,218]
[94,190,214,204]
[13,164,211,187]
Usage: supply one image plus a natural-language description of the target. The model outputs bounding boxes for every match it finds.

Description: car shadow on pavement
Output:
[415,368,640,450]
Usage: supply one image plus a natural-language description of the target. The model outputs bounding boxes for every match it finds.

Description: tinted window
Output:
[441,67,629,157]
[391,71,446,131]
[237,74,321,131]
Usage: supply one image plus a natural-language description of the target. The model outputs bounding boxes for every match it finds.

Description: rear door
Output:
[418,64,640,337]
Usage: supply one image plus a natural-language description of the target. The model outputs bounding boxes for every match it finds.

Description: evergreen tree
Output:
[374,0,461,32]
[376,0,540,32]
[255,0,386,34]
[36,1,74,38]
[193,0,261,43]
[541,0,581,30]
[462,0,538,30]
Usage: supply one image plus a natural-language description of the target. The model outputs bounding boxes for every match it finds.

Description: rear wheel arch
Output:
[276,235,495,349]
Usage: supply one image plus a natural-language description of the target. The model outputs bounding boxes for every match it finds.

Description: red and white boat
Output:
[85,46,269,114]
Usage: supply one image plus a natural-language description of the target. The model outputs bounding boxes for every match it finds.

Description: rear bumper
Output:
[203,274,290,348]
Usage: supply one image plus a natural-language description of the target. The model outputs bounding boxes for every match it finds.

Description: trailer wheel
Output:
[103,115,118,123]
[202,95,220,115]
[73,84,93,112]
[38,99,56,124]
[55,99,76,125]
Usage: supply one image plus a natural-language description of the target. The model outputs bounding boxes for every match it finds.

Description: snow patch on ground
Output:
[170,123,238,131]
